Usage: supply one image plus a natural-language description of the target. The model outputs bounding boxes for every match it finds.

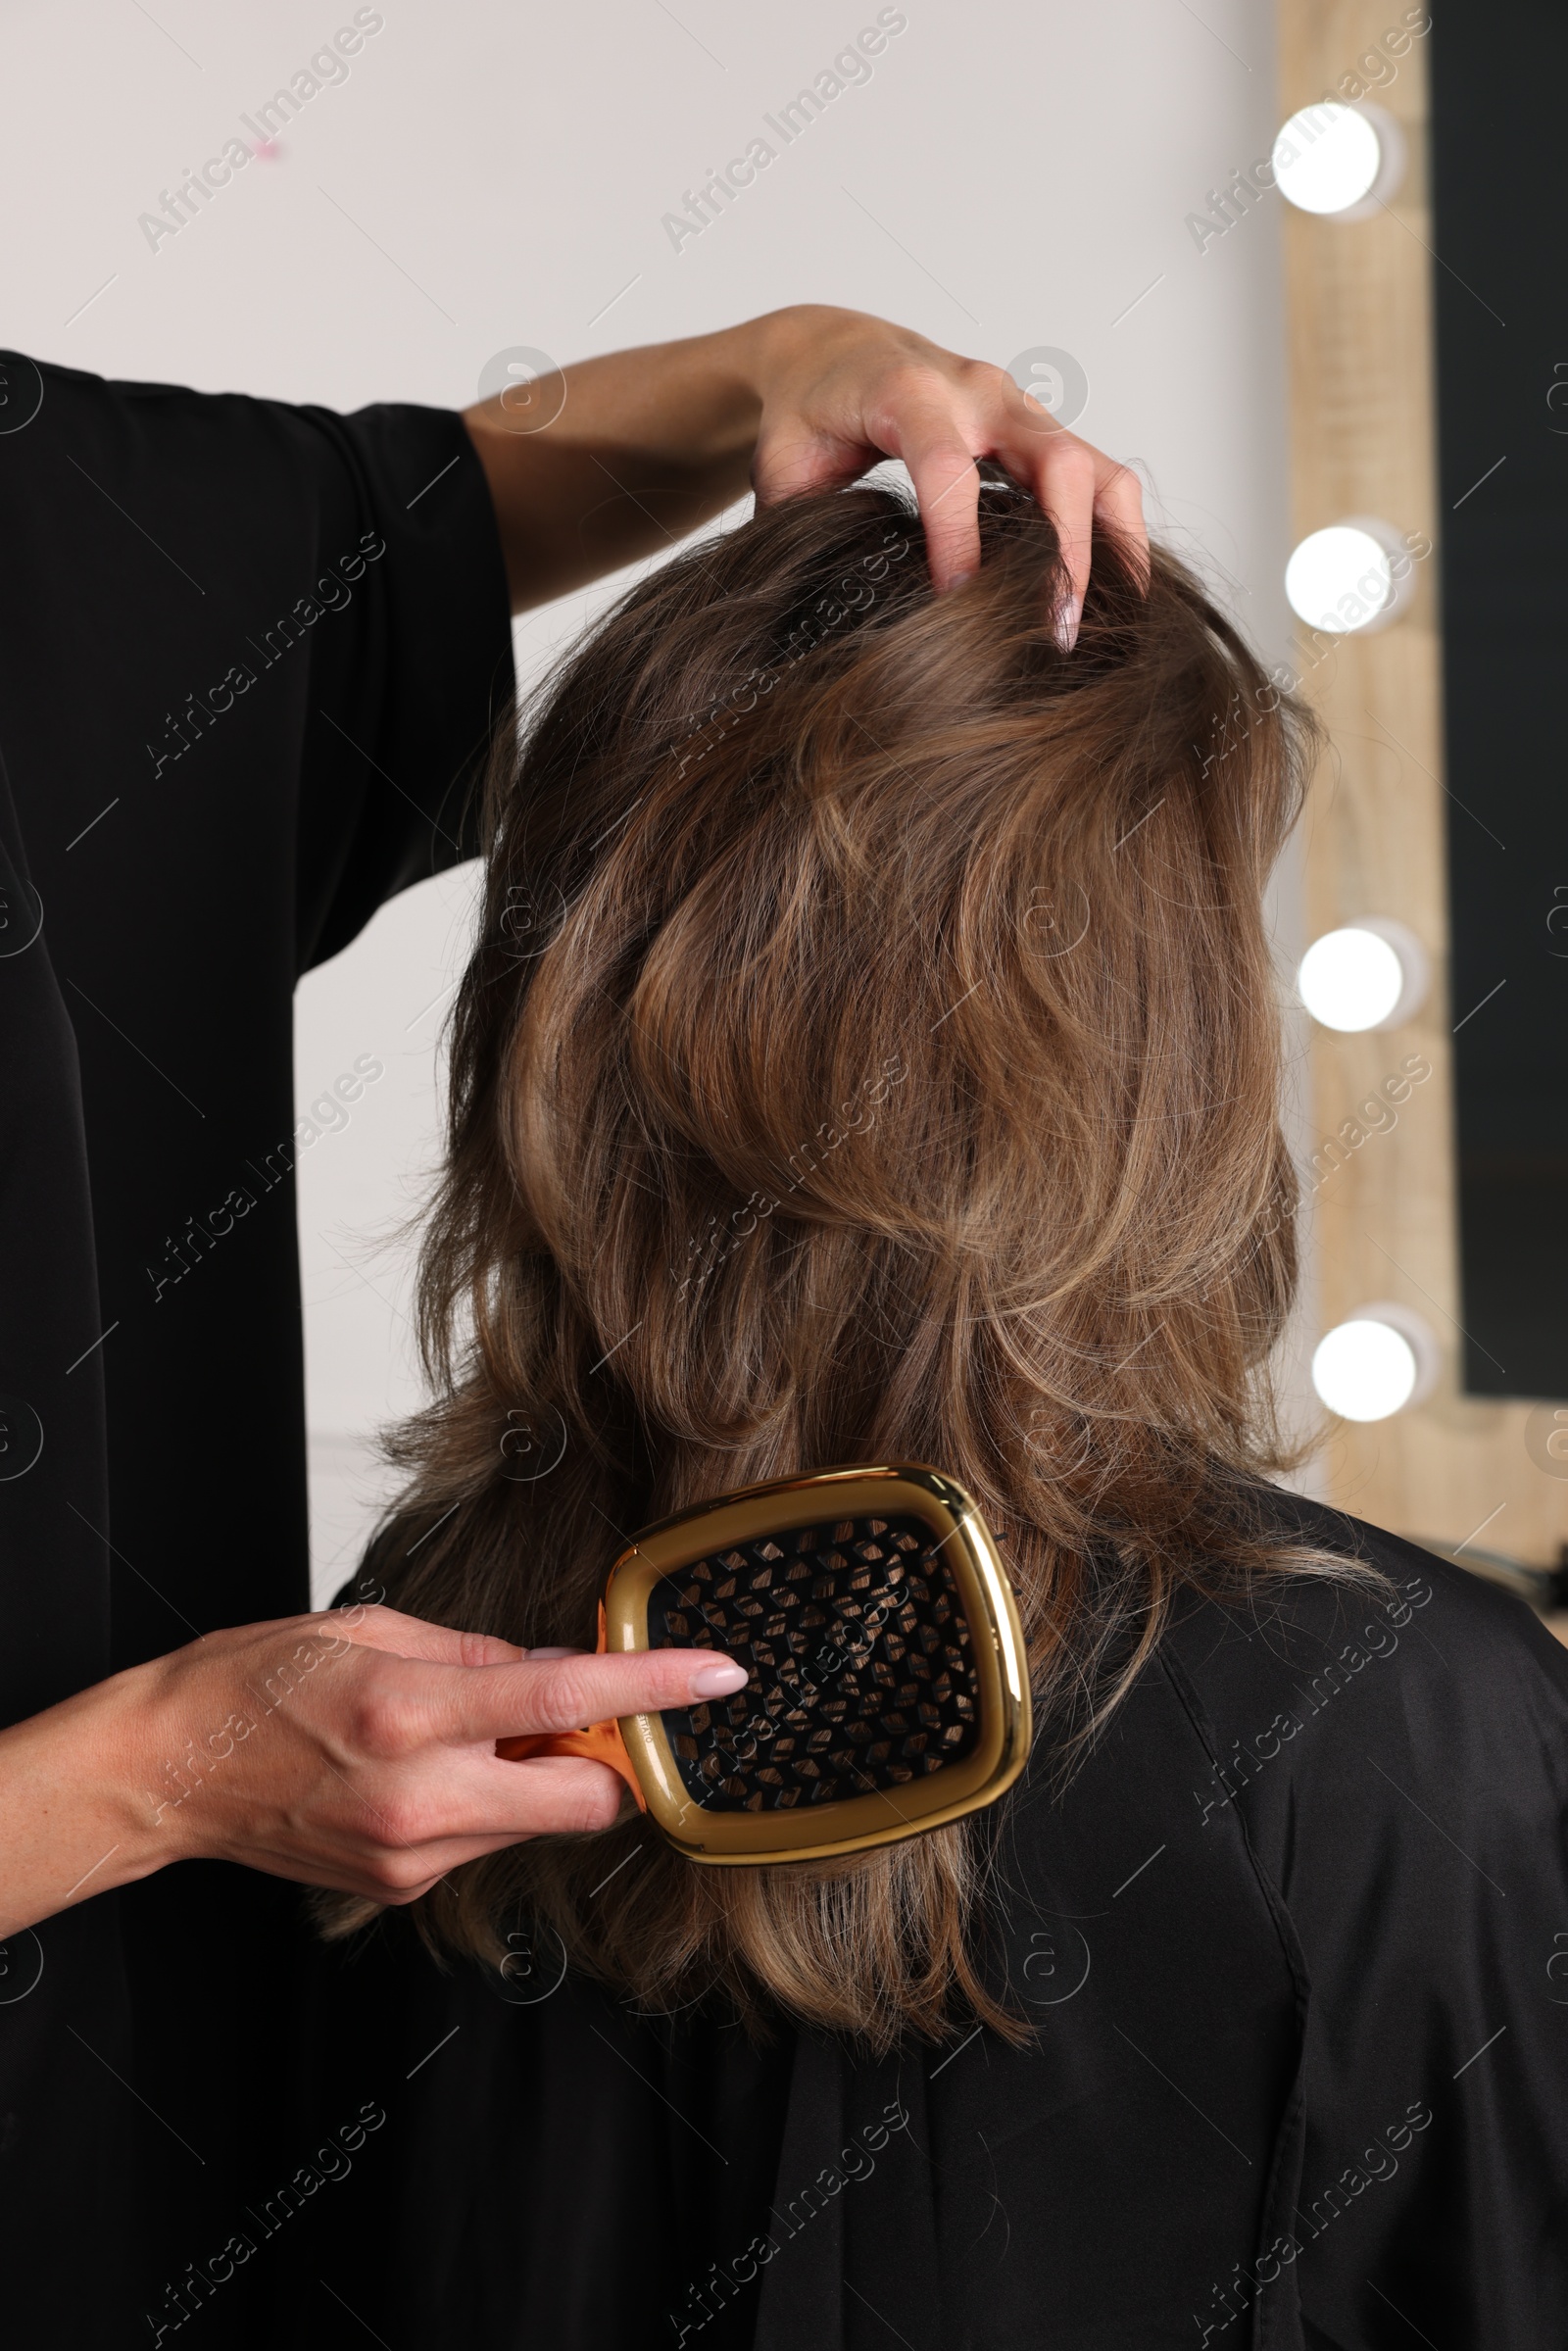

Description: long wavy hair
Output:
[323,475,1334,2048]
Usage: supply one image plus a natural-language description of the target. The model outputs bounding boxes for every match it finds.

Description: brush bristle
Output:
[650,1515,981,1813]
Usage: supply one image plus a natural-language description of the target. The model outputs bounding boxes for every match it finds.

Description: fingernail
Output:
[1054,598,1082,653]
[691,1658,749,1697]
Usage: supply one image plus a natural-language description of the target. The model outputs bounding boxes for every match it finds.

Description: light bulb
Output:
[1297,919,1427,1032]
[1272,101,1405,220]
[1311,1304,1439,1422]
[1285,517,1415,634]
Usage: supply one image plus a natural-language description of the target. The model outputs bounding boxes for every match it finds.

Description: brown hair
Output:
[325,476,1335,2048]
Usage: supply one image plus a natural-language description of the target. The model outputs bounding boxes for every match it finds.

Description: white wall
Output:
[2,0,1308,1601]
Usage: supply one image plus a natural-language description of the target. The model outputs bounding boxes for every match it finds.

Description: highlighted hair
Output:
[322,479,1338,2047]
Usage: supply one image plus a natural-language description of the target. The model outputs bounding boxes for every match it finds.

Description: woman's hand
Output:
[466,303,1147,642]
[0,1603,746,1937]
[746,304,1149,638]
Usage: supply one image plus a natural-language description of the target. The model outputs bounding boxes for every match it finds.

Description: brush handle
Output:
[496,1717,647,1811]
[494,1599,650,1811]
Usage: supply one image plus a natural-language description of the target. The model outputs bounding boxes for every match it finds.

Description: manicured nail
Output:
[1054,597,1081,653]
[691,1658,749,1697]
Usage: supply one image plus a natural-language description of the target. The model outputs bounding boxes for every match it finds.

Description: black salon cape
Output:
[0,353,512,2337]
[278,1506,1568,2351]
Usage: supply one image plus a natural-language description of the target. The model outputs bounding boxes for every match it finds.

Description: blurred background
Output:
[2,0,1312,1600]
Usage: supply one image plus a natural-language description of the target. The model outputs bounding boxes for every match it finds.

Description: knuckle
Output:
[885,358,949,405]
[534,1766,623,1837]
[1042,438,1098,485]
[296,1612,348,1658]
[457,1627,508,1667]
[919,436,978,481]
[347,1670,420,1759]
[533,1660,597,1733]
[366,1845,432,1896]
[571,1781,625,1836]
[973,358,1022,402]
[870,366,959,445]
[369,1788,431,1849]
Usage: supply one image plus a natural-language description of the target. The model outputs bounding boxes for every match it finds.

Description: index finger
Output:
[424,1644,750,1748]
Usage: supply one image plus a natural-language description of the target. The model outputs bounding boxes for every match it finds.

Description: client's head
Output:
[347,477,1320,2042]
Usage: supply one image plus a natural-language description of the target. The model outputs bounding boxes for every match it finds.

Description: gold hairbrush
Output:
[499,1463,1031,1864]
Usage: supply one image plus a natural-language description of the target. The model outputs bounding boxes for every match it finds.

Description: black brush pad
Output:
[649,1513,981,1813]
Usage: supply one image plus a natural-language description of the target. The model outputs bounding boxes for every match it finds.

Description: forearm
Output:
[0,1604,749,1936]
[463,311,791,612]
[0,1668,168,1938]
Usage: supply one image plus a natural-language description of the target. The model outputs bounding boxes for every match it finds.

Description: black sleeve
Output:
[0,355,514,1663]
[279,395,515,970]
[0,353,514,981]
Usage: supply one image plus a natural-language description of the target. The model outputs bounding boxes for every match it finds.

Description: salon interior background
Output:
[7,0,1310,1603]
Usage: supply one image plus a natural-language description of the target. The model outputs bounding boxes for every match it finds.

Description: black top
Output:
[0,353,513,2336]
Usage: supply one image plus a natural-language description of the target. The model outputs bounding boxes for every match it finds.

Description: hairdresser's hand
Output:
[464,305,1145,644]
[0,1605,747,1935]
[746,304,1149,642]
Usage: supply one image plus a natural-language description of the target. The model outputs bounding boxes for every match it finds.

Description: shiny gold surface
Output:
[607,1463,1033,1865]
